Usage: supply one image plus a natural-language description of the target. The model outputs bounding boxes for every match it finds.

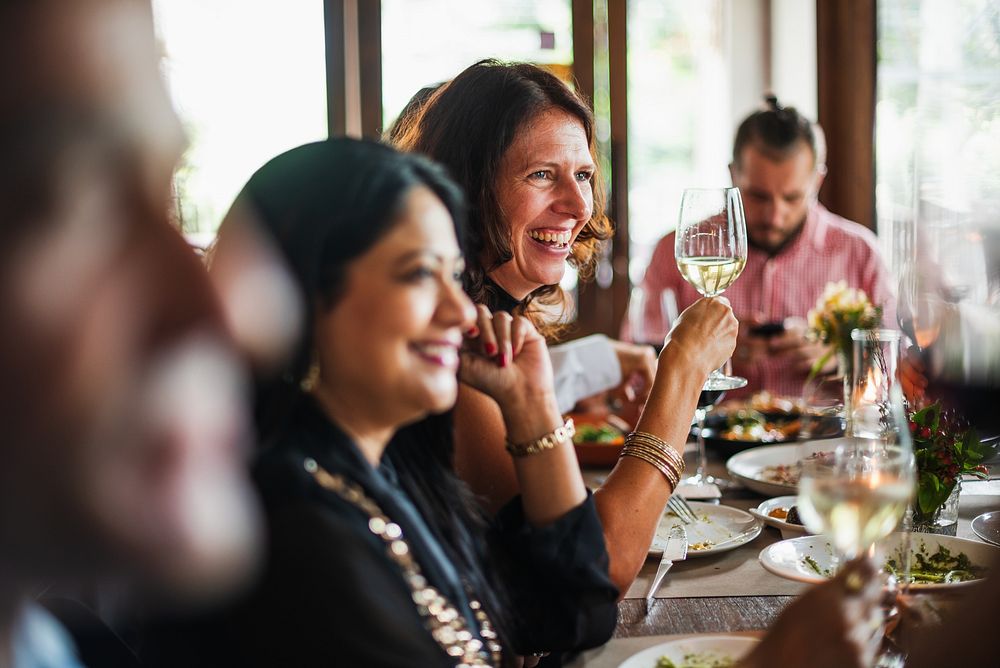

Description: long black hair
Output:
[230,137,514,658]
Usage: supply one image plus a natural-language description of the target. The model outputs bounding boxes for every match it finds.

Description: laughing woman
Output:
[194,139,616,667]
[393,60,739,594]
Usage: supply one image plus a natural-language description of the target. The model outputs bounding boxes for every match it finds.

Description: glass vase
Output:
[910,481,961,536]
[849,329,901,439]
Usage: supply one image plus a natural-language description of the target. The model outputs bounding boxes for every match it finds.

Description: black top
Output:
[141,398,616,667]
[483,278,521,314]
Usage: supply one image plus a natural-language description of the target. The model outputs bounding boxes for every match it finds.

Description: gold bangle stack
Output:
[506,418,576,457]
[619,430,685,489]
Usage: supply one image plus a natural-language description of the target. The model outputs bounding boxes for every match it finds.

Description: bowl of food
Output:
[698,408,801,453]
[697,393,810,454]
[569,413,627,468]
[749,495,811,539]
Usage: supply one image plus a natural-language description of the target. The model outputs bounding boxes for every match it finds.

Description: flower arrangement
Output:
[806,281,883,379]
[909,401,989,520]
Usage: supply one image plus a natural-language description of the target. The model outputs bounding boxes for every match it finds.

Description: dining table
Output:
[566,437,1000,668]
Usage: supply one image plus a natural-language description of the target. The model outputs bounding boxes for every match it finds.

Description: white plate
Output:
[749,496,811,539]
[759,532,999,590]
[618,634,758,668]
[651,502,762,558]
[972,511,1000,547]
[725,443,800,496]
[725,439,851,496]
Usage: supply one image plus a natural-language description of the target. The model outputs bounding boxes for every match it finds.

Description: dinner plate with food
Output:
[617,634,759,668]
[748,495,811,539]
[651,502,762,558]
[759,533,998,590]
[725,439,847,496]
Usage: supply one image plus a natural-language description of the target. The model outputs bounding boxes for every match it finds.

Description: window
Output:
[153,1,328,241]
[626,0,733,285]
[876,0,1000,302]
[381,0,573,128]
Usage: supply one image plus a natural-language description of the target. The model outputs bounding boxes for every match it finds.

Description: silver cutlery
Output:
[667,494,698,524]
[645,524,688,610]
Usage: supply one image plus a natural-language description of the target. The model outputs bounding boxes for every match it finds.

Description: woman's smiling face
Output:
[313,185,476,429]
[490,108,594,300]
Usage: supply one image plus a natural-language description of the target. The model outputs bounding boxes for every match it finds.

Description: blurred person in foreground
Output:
[627,95,895,398]
[0,0,294,663]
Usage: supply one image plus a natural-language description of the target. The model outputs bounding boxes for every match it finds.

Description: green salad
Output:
[656,653,735,668]
[573,423,622,444]
[884,543,985,584]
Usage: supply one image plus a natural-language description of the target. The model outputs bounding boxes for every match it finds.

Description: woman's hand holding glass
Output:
[739,557,883,668]
[661,297,739,379]
[674,187,748,391]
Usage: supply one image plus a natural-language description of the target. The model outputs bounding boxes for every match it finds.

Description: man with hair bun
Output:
[628,95,894,397]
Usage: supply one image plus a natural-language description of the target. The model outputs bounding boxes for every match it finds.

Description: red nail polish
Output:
[466,325,479,337]
[485,342,497,356]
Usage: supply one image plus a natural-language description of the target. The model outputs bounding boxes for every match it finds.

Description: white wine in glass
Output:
[797,446,914,560]
[797,386,915,563]
[676,256,746,297]
[675,187,748,391]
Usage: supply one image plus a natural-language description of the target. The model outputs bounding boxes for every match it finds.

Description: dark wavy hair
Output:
[228,137,516,659]
[392,59,613,336]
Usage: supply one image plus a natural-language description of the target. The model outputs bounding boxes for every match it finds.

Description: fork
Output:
[667,494,698,524]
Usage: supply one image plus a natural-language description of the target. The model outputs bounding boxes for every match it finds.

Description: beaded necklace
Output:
[304,457,503,667]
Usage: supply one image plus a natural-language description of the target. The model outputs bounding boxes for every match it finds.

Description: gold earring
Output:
[299,358,320,393]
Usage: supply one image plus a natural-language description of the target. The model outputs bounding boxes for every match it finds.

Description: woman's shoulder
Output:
[251,443,315,505]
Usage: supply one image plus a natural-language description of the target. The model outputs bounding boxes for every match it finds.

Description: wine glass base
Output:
[703,375,748,391]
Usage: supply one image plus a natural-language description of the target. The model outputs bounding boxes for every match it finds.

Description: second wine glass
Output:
[675,187,748,391]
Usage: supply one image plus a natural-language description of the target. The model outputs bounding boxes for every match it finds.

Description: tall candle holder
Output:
[849,329,901,439]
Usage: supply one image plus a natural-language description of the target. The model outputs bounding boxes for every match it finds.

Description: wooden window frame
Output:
[816,0,876,231]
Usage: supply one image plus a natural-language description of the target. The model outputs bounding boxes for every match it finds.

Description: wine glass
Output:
[675,187,748,391]
[797,341,915,565]
[684,365,729,486]
[797,437,914,562]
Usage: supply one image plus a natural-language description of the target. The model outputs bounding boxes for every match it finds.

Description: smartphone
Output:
[749,321,785,338]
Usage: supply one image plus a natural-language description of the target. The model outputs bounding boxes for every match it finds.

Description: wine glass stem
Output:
[694,407,708,479]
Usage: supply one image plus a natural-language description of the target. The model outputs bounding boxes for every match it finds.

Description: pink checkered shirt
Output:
[625,204,896,399]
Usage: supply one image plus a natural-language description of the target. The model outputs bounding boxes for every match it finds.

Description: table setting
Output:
[567,187,1000,667]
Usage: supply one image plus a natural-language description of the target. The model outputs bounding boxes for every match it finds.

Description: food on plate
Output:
[801,555,831,577]
[760,462,800,486]
[719,391,802,415]
[690,541,715,552]
[767,507,788,520]
[656,653,736,668]
[716,408,801,443]
[759,452,832,487]
[784,507,803,525]
[572,421,624,446]
[884,544,987,584]
[747,391,803,415]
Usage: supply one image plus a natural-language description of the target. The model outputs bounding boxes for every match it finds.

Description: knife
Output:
[645,524,688,610]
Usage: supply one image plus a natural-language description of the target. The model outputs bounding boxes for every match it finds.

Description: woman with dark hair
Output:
[172,138,617,667]
[393,60,740,593]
